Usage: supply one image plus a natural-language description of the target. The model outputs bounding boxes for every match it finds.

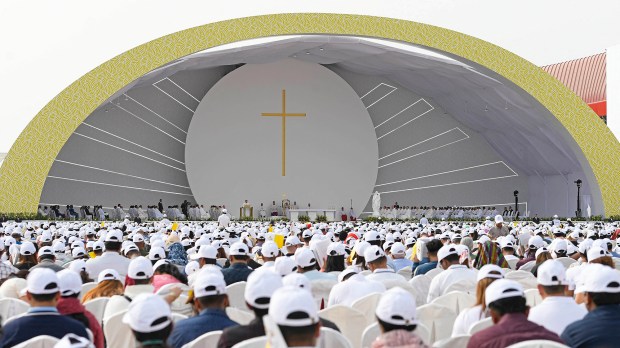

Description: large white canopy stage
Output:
[38,35,599,217]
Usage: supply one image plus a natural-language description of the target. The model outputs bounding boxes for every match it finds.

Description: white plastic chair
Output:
[425,268,443,280]
[311,279,337,309]
[432,334,471,348]
[361,322,431,348]
[319,305,366,348]
[431,291,476,314]
[84,297,109,327]
[103,310,134,348]
[172,313,188,322]
[507,259,519,270]
[505,270,538,290]
[525,288,543,307]
[555,257,576,269]
[444,279,477,295]
[226,281,248,311]
[416,303,457,343]
[506,340,570,348]
[409,274,432,306]
[181,330,222,348]
[12,335,59,348]
[468,317,493,335]
[518,260,536,272]
[360,270,372,276]
[0,298,30,325]
[351,292,382,326]
[397,266,413,280]
[226,306,255,325]
[231,336,267,348]
[217,258,228,267]
[319,327,352,348]
[79,282,96,300]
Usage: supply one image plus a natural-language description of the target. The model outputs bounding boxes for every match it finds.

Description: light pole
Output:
[574,179,582,217]
[513,190,519,219]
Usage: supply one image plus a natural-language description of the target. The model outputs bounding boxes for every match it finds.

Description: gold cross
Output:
[261,89,306,176]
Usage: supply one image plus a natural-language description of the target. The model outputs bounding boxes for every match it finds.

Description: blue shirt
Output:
[0,307,89,348]
[393,258,413,272]
[169,308,238,348]
[414,261,438,276]
[221,262,253,285]
[561,304,620,348]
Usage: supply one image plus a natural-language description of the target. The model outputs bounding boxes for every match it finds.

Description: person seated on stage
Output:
[373,287,429,348]
[340,207,348,221]
[271,201,278,216]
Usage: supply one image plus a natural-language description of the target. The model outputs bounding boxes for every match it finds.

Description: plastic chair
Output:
[217,258,228,267]
[226,281,247,311]
[351,292,382,326]
[311,279,337,309]
[525,288,543,307]
[506,340,570,348]
[79,282,96,300]
[425,268,443,280]
[468,317,493,335]
[444,279,477,295]
[555,257,576,269]
[507,259,519,270]
[319,327,352,348]
[409,274,432,306]
[431,291,476,314]
[84,297,109,327]
[613,258,620,271]
[360,270,372,276]
[505,270,538,289]
[172,313,188,322]
[319,305,366,348]
[103,310,134,348]
[181,330,222,348]
[231,336,268,348]
[0,298,30,325]
[432,334,471,348]
[361,322,431,348]
[416,303,457,344]
[518,261,536,272]
[226,306,255,325]
[397,266,413,280]
[12,335,59,348]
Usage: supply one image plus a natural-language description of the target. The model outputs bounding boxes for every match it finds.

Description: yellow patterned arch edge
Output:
[0,13,618,215]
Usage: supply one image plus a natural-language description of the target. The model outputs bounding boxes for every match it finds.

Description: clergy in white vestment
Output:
[259,203,266,218]
[242,200,252,217]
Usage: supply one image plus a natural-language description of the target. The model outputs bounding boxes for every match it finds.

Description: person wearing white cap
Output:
[413,239,443,276]
[259,241,279,267]
[427,244,476,303]
[0,268,90,347]
[364,245,407,285]
[82,268,124,303]
[499,238,519,262]
[123,294,174,348]
[269,286,321,347]
[527,260,587,336]
[467,279,563,348]
[488,215,509,240]
[452,264,505,336]
[295,248,337,281]
[15,241,37,270]
[516,235,544,270]
[30,245,65,272]
[218,209,231,228]
[217,269,283,348]
[274,256,298,277]
[561,267,620,347]
[221,242,254,285]
[372,287,428,348]
[56,269,104,348]
[390,241,413,272]
[104,256,156,321]
[169,271,238,348]
[85,229,130,283]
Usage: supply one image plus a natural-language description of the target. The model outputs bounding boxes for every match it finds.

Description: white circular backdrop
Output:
[185,59,378,214]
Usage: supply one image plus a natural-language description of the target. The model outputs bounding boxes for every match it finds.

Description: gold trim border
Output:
[0,13,618,215]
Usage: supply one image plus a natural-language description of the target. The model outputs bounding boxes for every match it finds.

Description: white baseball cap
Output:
[364,245,386,263]
[269,286,319,327]
[553,239,568,253]
[92,241,105,251]
[38,246,54,258]
[128,256,154,280]
[20,241,36,256]
[537,259,567,286]
[245,269,283,309]
[184,261,200,276]
[376,287,418,326]
[528,236,545,249]
[587,246,610,262]
[122,294,172,333]
[485,279,525,306]
[499,239,515,249]
[229,242,249,256]
[104,230,123,242]
[338,268,358,283]
[261,241,279,258]
[72,247,87,258]
[148,246,166,261]
[57,269,82,296]
[327,242,346,257]
[477,264,505,282]
[391,242,406,256]
[535,247,550,259]
[437,245,458,262]
[132,234,145,243]
[282,273,311,291]
[27,268,60,295]
[193,271,227,298]
[68,259,87,274]
[97,269,121,283]
[295,248,318,268]
[495,215,504,224]
[274,256,298,276]
[285,235,302,247]
[365,230,381,242]
[190,245,217,260]
[581,266,620,293]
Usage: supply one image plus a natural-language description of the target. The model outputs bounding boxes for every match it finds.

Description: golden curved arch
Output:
[1,13,618,215]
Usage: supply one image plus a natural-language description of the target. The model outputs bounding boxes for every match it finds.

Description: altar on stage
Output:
[289,209,337,222]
